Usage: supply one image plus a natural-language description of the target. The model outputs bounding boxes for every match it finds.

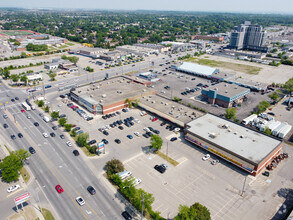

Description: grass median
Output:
[42,208,55,220]
[156,151,179,166]
[20,167,30,183]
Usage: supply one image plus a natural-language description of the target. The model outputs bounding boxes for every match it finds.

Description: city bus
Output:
[22,102,31,111]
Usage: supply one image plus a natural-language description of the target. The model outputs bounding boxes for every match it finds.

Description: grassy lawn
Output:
[58,45,69,49]
[185,58,262,75]
[42,208,55,220]
[156,151,179,166]
[80,146,97,157]
[20,167,30,183]
[66,42,75,46]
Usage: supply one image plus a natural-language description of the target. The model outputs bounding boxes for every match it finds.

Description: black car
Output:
[15,97,19,100]
[262,171,270,177]
[74,127,81,131]
[87,117,94,121]
[121,211,132,220]
[153,130,160,134]
[146,131,153,137]
[268,112,275,116]
[87,185,96,195]
[67,103,73,107]
[11,98,15,102]
[73,150,79,156]
[59,114,66,118]
[129,116,134,121]
[88,139,97,145]
[18,133,23,138]
[170,137,178,142]
[29,147,36,154]
[102,115,107,120]
[11,135,16,140]
[117,120,123,125]
[160,122,166,126]
[103,130,109,136]
[116,111,121,115]
[59,95,65,98]
[115,139,121,144]
[3,124,8,128]
[102,139,109,144]
[118,126,124,130]
[154,165,166,173]
[34,122,39,127]
[60,134,65,139]
[50,132,56,137]
[52,126,57,130]
[148,127,154,131]
[143,133,150,138]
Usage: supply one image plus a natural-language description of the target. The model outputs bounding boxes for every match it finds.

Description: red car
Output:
[21,109,25,113]
[152,117,158,122]
[55,184,64,194]
[72,124,77,128]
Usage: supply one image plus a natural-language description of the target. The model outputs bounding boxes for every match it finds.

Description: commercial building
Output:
[99,50,126,61]
[193,35,224,42]
[116,45,156,56]
[137,72,160,82]
[133,43,170,53]
[185,114,283,176]
[69,76,155,115]
[201,83,250,108]
[161,41,196,52]
[229,21,268,52]
[69,47,109,58]
[26,72,43,81]
[175,62,219,77]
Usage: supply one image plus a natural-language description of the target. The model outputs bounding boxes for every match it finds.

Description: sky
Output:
[1,0,293,14]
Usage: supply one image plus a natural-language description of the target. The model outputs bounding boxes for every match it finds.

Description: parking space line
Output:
[213,193,239,219]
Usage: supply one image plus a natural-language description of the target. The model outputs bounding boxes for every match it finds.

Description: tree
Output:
[67,56,79,65]
[58,117,67,126]
[64,124,73,132]
[132,189,155,214]
[10,74,20,83]
[109,174,123,186]
[44,106,50,113]
[284,78,293,93]
[268,92,279,102]
[173,96,181,102]
[20,52,27,58]
[20,75,28,85]
[106,158,124,175]
[133,99,139,107]
[76,132,89,147]
[150,135,163,152]
[70,128,77,137]
[225,108,237,120]
[125,98,132,108]
[264,127,272,135]
[175,202,211,220]
[38,100,44,107]
[50,111,59,119]
[2,69,10,79]
[49,73,57,81]
[255,100,270,114]
[0,150,29,182]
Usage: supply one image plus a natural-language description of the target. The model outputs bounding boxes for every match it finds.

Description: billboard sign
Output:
[14,192,30,205]
[97,142,104,153]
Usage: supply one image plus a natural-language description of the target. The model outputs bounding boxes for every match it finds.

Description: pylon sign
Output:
[14,192,30,206]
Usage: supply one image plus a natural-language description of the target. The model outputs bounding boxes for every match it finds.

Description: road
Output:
[0,51,193,219]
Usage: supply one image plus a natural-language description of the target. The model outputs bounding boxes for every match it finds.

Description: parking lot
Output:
[150,62,274,121]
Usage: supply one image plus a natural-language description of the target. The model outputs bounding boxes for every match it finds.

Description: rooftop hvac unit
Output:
[225,90,228,93]
[90,95,93,97]
[161,102,164,104]
[209,132,217,138]
[149,96,152,98]
[222,124,229,129]
[97,86,100,89]
[225,84,228,87]
[146,99,149,101]
[100,100,103,102]
[152,101,156,103]
[102,94,106,98]
[165,103,168,106]
[143,89,146,92]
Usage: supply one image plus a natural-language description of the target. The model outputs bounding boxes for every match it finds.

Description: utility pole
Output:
[141,192,144,220]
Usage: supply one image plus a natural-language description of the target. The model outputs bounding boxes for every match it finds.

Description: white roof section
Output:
[177,62,218,76]
[186,114,281,164]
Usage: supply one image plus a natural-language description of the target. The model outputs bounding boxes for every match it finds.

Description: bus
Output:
[22,102,31,111]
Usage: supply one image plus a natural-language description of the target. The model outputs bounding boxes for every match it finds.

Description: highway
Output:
[0,51,190,219]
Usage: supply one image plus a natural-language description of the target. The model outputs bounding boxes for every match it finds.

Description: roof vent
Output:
[234,132,237,135]
[225,84,228,87]
[240,135,244,138]
[209,132,217,138]
[225,90,228,93]
[222,124,229,129]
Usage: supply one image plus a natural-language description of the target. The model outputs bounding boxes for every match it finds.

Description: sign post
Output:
[14,192,30,213]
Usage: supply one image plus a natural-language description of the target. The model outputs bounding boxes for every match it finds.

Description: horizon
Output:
[0,0,293,14]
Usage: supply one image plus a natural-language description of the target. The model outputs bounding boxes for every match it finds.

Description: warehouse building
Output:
[185,114,283,176]
[175,62,220,77]
[69,76,155,115]
[201,83,250,108]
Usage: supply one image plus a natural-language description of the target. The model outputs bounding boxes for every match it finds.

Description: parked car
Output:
[88,139,97,145]
[154,164,167,173]
[202,154,210,161]
[127,135,133,139]
[103,130,109,136]
[170,137,177,142]
[7,185,20,193]
[102,139,109,144]
[211,160,219,165]
[115,139,121,144]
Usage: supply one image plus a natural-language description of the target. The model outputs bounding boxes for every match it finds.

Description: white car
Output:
[134,132,140,136]
[211,160,219,165]
[7,185,20,193]
[57,104,62,107]
[202,154,210,161]
[143,127,150,132]
[134,119,140,123]
[66,141,72,147]
[43,133,48,138]
[76,196,85,206]
[131,177,142,186]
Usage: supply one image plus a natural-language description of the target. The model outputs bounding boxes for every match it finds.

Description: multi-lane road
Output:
[0,51,189,219]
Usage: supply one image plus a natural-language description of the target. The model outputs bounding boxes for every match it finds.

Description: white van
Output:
[117,170,132,180]
[43,116,50,123]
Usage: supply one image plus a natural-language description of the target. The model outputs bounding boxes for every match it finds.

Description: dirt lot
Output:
[200,55,293,84]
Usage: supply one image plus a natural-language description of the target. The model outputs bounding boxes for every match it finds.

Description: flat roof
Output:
[186,114,281,164]
[202,83,250,98]
[177,62,219,76]
[139,95,203,126]
[72,77,155,106]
